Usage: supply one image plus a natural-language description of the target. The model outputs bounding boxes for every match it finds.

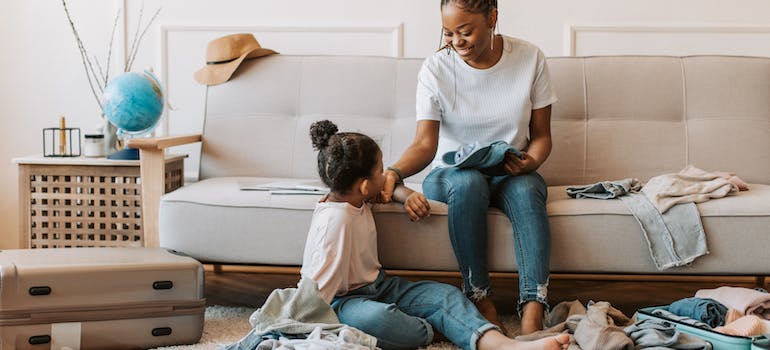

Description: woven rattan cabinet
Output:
[14,155,185,249]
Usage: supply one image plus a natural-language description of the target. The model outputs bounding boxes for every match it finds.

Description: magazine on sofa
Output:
[237,179,329,195]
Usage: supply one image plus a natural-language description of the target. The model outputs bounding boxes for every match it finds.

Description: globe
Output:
[102,70,164,159]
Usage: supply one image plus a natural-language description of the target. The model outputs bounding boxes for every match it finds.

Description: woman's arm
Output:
[503,105,552,176]
[381,120,440,202]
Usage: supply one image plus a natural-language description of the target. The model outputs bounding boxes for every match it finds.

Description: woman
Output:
[381,0,557,335]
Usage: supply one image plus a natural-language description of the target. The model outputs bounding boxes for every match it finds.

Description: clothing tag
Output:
[51,322,81,350]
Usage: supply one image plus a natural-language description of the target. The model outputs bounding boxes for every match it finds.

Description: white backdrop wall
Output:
[3,0,770,249]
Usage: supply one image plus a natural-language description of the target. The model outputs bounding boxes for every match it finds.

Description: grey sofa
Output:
[135,55,770,278]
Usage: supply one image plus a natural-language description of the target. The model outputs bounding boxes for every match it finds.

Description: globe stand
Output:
[107,147,140,160]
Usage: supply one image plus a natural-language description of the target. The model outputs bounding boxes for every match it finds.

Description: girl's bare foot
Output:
[478,330,569,350]
[520,301,545,335]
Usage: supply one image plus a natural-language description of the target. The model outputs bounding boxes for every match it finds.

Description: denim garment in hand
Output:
[442,140,522,176]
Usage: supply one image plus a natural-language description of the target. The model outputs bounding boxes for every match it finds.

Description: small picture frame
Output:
[43,127,81,157]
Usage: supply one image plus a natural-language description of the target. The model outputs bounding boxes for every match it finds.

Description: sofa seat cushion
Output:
[160,177,770,274]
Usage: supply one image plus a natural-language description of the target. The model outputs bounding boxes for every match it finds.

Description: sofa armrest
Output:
[127,134,202,247]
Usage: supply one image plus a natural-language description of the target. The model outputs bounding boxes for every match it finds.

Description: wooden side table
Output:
[13,155,185,249]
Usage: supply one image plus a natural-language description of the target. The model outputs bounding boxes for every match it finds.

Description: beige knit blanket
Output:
[641,165,739,213]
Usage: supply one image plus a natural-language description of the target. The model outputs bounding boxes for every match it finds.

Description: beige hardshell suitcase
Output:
[0,248,205,349]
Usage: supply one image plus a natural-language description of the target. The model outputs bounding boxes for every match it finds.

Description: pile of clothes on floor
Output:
[520,286,770,350]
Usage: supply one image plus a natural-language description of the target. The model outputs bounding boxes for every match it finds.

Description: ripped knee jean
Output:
[422,167,551,313]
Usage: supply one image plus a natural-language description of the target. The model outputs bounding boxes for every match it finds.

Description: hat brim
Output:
[194,48,278,86]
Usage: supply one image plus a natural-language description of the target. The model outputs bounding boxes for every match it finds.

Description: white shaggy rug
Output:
[151,306,521,350]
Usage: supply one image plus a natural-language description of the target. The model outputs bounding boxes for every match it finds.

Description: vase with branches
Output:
[61,0,161,154]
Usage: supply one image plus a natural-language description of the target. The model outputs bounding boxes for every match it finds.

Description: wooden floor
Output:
[204,265,767,317]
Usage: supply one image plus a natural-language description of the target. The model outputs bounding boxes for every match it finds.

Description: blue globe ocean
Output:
[102,71,164,135]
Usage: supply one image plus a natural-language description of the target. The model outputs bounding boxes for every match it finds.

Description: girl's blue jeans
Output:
[422,167,551,313]
[331,270,498,350]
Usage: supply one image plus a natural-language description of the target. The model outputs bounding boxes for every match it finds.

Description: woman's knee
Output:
[502,173,547,199]
[424,168,489,202]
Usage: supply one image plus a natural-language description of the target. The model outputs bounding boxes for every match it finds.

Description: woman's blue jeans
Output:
[422,167,551,313]
[331,270,497,350]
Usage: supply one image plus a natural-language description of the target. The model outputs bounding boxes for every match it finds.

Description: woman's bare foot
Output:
[478,330,569,350]
[474,297,506,333]
[520,301,545,335]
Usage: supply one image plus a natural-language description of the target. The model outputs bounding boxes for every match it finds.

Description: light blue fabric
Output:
[422,167,550,313]
[624,318,712,350]
[221,278,377,350]
[565,178,641,199]
[619,193,708,271]
[331,270,498,350]
[441,140,521,176]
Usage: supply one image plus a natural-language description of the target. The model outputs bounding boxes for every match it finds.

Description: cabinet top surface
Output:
[12,154,186,166]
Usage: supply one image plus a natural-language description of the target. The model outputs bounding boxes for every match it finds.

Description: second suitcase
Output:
[0,247,205,350]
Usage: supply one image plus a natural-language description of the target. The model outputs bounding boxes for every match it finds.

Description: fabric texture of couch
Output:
[157,55,770,276]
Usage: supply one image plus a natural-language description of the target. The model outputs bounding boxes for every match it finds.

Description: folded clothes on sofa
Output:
[566,178,708,270]
[565,178,641,199]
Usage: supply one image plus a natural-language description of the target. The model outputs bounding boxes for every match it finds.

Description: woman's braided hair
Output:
[309,120,380,194]
[440,0,497,15]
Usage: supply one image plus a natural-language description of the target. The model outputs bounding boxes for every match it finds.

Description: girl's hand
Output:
[404,192,431,221]
[503,151,538,176]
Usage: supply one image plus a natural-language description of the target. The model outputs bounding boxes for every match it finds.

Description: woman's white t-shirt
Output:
[300,201,381,303]
[416,35,558,169]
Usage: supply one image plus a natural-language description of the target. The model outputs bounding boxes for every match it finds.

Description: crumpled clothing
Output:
[642,165,739,214]
[651,309,712,330]
[517,300,635,350]
[254,326,378,350]
[696,286,770,320]
[625,318,712,349]
[566,178,641,199]
[222,278,377,350]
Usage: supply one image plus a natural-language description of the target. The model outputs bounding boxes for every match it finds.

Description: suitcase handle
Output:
[152,327,173,336]
[29,286,52,296]
[152,281,174,290]
[28,335,51,345]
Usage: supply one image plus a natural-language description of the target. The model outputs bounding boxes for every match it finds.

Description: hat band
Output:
[206,57,239,65]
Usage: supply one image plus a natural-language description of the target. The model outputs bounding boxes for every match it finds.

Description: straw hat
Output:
[194,33,277,86]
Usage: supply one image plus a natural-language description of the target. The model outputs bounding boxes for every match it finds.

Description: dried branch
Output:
[125,3,144,72]
[104,8,121,84]
[127,6,161,72]
[94,55,107,89]
[61,0,104,113]
[61,0,161,116]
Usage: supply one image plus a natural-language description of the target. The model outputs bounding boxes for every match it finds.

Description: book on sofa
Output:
[238,179,329,195]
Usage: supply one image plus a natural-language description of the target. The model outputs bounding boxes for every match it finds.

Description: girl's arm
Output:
[392,184,431,221]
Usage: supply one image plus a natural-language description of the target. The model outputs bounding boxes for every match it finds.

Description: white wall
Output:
[3,0,770,249]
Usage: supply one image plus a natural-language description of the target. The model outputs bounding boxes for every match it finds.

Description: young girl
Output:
[301,120,568,350]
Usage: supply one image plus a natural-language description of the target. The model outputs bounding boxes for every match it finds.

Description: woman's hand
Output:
[403,192,431,221]
[378,170,401,203]
[503,151,539,176]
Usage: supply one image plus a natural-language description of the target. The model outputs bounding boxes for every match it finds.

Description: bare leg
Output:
[520,301,545,335]
[474,297,505,333]
[477,330,569,350]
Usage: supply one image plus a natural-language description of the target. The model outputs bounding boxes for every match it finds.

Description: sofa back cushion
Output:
[201,55,770,186]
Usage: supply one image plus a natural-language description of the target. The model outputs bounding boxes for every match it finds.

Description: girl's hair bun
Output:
[309,120,339,150]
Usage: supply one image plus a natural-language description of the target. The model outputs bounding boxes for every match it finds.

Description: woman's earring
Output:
[490,29,494,51]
